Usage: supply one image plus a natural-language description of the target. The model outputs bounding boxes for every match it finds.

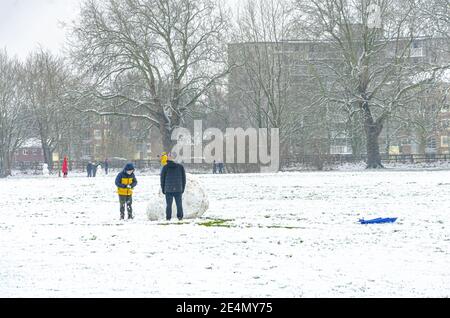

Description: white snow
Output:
[0,169,449,297]
[21,138,41,148]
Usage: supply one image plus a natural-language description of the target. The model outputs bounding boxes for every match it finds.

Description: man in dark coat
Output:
[160,154,186,221]
[115,163,138,220]
[87,162,93,177]
[92,162,98,177]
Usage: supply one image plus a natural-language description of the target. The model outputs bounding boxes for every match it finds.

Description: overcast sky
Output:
[0,0,241,60]
[0,0,82,59]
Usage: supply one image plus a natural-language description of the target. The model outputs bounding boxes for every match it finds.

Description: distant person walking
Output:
[87,162,93,177]
[160,153,186,221]
[62,156,69,178]
[218,161,224,174]
[104,158,109,175]
[213,160,217,174]
[92,162,98,177]
[115,163,138,220]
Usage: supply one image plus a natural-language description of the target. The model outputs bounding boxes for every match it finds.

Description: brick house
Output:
[13,138,44,163]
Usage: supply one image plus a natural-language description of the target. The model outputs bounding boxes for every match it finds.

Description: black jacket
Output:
[160,160,186,194]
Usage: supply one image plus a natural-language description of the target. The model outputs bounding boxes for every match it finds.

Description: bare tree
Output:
[419,0,449,41]
[0,50,31,177]
[24,49,73,169]
[405,85,449,154]
[295,0,449,168]
[230,0,306,162]
[69,0,230,151]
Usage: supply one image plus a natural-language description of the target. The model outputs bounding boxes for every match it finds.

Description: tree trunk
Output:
[360,99,384,169]
[0,152,12,178]
[0,152,5,178]
[159,117,176,153]
[159,106,182,153]
[418,135,426,155]
[0,158,8,178]
[365,121,384,168]
[312,139,325,171]
[42,142,53,170]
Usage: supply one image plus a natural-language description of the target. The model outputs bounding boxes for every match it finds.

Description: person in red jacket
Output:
[62,156,69,178]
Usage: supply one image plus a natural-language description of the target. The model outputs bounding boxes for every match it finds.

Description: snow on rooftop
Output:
[21,138,41,148]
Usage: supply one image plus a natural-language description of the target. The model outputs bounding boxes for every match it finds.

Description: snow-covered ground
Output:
[1,170,449,297]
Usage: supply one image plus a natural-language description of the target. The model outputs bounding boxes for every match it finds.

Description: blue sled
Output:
[359,217,397,224]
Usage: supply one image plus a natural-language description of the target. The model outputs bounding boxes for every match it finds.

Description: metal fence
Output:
[12,153,450,174]
[281,153,450,167]
[12,159,214,174]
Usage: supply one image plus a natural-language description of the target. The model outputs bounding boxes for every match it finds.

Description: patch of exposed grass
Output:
[198,218,233,227]
[158,217,300,230]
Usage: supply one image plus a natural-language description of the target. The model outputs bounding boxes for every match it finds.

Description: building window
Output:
[410,47,423,57]
[94,129,102,140]
[83,145,92,156]
[400,138,411,146]
[441,136,449,147]
[330,145,351,154]
[427,137,437,149]
[23,149,28,155]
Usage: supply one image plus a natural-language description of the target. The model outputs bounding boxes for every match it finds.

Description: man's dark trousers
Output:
[165,192,183,220]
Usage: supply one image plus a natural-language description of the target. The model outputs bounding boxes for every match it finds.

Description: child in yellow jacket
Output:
[115,163,138,220]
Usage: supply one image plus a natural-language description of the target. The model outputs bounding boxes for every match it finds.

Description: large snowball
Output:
[146,173,209,221]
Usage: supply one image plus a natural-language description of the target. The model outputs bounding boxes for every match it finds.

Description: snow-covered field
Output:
[1,170,449,297]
